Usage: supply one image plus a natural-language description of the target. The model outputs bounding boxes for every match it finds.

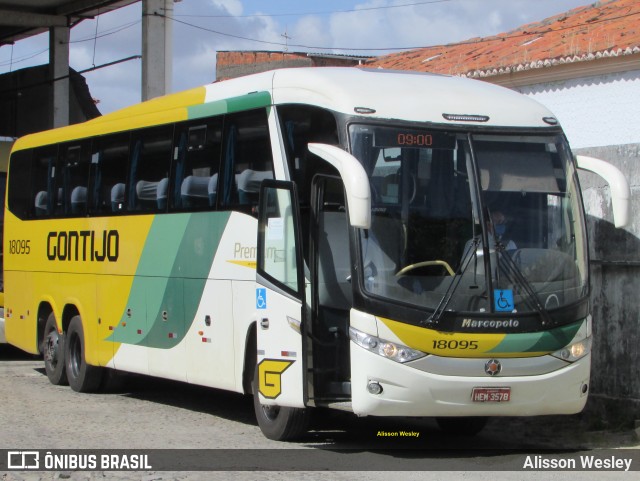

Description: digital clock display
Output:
[373,129,456,150]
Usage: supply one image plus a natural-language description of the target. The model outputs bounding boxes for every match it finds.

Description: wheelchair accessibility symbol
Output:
[256,288,267,309]
[494,289,514,312]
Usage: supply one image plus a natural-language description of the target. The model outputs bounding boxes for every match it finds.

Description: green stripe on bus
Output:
[188,91,272,120]
[109,212,231,348]
[488,320,584,354]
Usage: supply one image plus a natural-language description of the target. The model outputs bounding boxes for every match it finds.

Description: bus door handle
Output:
[260,318,269,330]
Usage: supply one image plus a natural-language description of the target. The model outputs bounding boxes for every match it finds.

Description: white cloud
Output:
[0,0,594,114]
[210,0,244,16]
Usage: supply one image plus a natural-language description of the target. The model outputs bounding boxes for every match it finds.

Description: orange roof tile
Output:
[368,0,640,78]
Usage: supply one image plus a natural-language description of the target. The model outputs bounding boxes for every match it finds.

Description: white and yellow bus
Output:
[4,67,629,440]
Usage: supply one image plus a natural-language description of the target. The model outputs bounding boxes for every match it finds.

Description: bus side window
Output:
[7,150,33,220]
[61,142,91,216]
[220,109,274,214]
[91,133,130,214]
[129,125,174,212]
[31,145,59,218]
[172,117,223,211]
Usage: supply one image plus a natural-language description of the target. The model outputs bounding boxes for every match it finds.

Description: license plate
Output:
[472,387,511,402]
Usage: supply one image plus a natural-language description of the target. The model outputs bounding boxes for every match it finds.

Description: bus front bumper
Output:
[350,343,590,417]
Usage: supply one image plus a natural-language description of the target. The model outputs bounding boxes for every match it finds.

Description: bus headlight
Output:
[551,337,592,362]
[349,327,426,363]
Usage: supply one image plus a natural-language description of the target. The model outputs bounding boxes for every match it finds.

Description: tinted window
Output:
[61,142,91,216]
[32,145,59,218]
[91,133,130,214]
[129,125,174,212]
[172,118,223,211]
[7,150,32,220]
[220,109,274,214]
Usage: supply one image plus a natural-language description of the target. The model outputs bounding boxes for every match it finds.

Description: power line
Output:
[0,48,49,68]
[159,8,640,53]
[68,20,141,44]
[174,0,452,19]
[0,55,141,97]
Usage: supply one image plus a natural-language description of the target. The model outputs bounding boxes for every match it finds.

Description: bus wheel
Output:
[252,366,309,441]
[43,313,68,386]
[436,416,488,436]
[64,315,103,393]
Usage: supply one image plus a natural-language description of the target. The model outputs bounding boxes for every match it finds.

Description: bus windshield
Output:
[349,124,588,317]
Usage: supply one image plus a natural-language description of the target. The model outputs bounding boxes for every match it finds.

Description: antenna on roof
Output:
[281,28,291,52]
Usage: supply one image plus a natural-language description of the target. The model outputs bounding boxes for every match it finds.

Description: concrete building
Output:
[0,65,100,139]
[370,0,640,424]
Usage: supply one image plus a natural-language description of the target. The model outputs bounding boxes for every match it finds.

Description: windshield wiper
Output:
[495,244,553,327]
[423,236,482,326]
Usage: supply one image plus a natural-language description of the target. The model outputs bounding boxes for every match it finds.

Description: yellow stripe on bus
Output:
[378,316,548,358]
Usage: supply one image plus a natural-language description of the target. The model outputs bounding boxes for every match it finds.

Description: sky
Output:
[0,0,594,114]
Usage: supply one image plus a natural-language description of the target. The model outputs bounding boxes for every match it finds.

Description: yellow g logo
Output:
[258,359,294,399]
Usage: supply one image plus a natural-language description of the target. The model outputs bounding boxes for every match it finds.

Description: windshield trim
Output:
[347,120,589,331]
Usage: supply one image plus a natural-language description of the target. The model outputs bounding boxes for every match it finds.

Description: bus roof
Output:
[269,67,556,128]
[13,67,558,151]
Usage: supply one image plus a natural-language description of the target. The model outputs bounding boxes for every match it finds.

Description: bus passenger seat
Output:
[35,190,48,216]
[237,169,273,205]
[180,175,209,208]
[156,178,168,210]
[136,180,160,210]
[111,183,125,212]
[208,173,218,206]
[71,186,87,214]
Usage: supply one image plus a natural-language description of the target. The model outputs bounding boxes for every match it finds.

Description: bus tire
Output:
[43,313,68,386]
[64,315,103,393]
[252,365,309,441]
[436,416,488,436]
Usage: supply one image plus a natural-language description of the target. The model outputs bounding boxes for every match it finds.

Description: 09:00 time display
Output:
[397,133,433,146]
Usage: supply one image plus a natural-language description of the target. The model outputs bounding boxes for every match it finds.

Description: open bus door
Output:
[254,180,308,440]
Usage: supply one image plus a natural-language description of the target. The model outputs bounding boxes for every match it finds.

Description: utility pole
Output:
[142,0,174,101]
[50,25,70,128]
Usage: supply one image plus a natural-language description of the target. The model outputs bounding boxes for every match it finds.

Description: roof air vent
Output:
[442,113,489,122]
[355,107,376,114]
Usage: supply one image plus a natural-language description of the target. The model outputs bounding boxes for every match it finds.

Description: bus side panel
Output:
[95,274,128,367]
[232,280,257,393]
[185,279,235,390]
[4,270,37,354]
[148,277,186,382]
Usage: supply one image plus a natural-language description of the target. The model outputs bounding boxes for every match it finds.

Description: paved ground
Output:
[0,344,638,480]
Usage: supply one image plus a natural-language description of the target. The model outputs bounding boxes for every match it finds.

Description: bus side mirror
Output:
[308,143,371,229]
[576,155,630,228]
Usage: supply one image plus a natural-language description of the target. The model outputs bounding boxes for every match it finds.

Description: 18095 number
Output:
[432,339,479,350]
[9,239,31,254]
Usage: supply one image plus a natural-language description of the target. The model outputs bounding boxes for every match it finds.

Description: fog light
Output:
[367,381,383,395]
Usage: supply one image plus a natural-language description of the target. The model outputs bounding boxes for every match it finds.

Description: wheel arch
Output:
[242,322,257,395]
[37,302,55,354]
[61,304,81,335]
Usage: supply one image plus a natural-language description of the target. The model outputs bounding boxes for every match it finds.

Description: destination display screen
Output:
[373,129,456,149]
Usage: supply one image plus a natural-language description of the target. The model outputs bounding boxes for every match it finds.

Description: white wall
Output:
[514,69,640,416]
[515,69,640,149]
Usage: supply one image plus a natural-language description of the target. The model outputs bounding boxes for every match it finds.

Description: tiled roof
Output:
[367,0,640,79]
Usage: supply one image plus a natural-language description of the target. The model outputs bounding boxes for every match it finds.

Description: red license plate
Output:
[472,387,511,402]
